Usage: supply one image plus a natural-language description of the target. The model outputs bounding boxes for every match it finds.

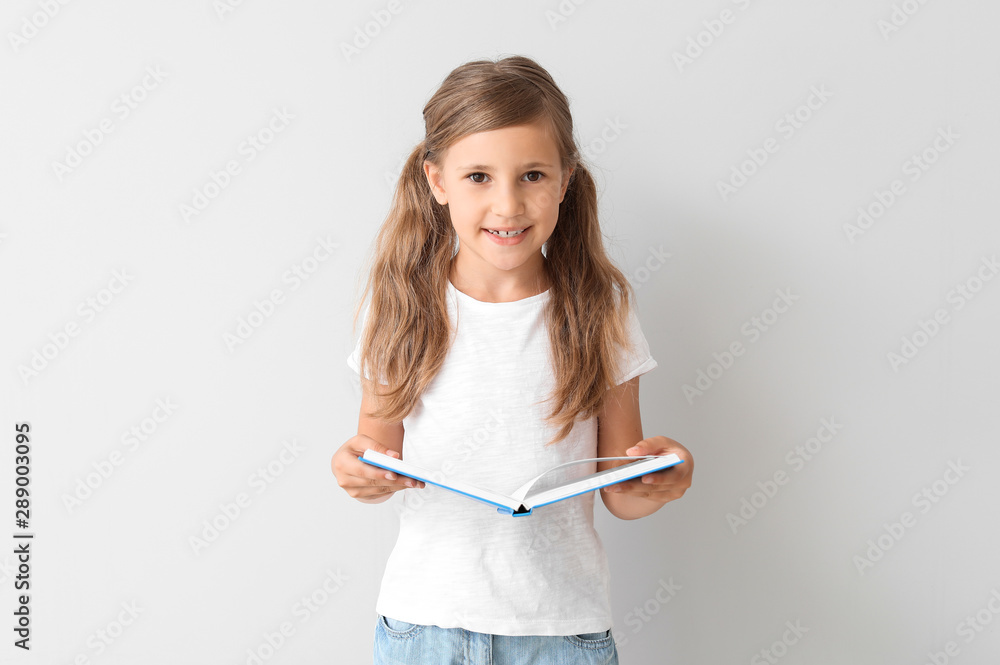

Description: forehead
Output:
[443,120,561,168]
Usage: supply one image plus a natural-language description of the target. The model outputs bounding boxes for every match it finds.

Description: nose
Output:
[490,179,525,219]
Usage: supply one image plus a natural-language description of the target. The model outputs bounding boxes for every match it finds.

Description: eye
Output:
[524,171,544,182]
[467,172,488,184]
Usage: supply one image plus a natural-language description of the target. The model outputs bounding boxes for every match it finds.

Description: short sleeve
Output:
[614,305,658,386]
[346,336,363,376]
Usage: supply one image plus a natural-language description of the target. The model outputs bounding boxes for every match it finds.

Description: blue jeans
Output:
[374,614,619,665]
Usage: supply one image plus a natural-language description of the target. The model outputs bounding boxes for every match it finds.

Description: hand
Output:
[603,436,693,505]
[331,434,424,503]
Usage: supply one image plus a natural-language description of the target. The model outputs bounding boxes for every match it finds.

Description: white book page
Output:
[359,449,522,512]
[520,455,682,509]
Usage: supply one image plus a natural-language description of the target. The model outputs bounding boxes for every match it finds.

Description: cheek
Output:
[464,192,492,211]
[530,185,564,215]
[447,196,478,220]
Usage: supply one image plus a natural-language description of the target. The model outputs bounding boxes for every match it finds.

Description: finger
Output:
[396,476,426,489]
[349,453,420,486]
[644,463,691,483]
[356,438,401,460]
[378,470,424,485]
[371,474,424,490]
[360,485,405,498]
[640,470,674,484]
[357,469,425,491]
[354,479,412,497]
[637,474,687,492]
[606,478,673,495]
[348,441,414,485]
[605,482,647,497]
[615,480,687,502]
[626,440,667,456]
[373,471,425,488]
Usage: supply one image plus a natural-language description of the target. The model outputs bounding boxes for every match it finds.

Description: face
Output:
[423,120,573,286]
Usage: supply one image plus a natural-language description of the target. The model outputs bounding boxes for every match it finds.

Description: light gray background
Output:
[2,1,998,663]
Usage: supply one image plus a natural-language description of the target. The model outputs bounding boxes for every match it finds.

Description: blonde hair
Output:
[353,54,636,446]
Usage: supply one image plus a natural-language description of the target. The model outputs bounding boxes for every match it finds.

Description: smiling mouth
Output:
[484,227,529,238]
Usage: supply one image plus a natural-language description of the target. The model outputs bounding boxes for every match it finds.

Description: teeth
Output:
[487,229,525,237]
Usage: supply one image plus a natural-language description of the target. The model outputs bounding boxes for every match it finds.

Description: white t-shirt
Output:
[347,279,657,636]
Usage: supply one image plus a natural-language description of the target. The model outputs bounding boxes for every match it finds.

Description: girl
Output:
[332,54,693,665]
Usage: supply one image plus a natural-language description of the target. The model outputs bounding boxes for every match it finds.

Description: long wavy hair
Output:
[352,54,636,447]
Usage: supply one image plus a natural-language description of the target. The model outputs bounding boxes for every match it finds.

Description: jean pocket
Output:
[566,628,613,649]
[379,614,423,637]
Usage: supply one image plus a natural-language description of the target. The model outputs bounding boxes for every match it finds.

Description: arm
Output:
[355,385,407,504]
[331,382,424,504]
[596,376,693,520]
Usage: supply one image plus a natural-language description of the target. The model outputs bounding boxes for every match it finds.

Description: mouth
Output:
[483,226,530,238]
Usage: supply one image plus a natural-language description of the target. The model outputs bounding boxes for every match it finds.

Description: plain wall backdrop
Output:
[2,1,999,663]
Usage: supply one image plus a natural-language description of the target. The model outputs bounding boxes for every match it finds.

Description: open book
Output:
[358,449,683,517]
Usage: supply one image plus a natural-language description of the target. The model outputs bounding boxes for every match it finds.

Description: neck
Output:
[449,259,549,303]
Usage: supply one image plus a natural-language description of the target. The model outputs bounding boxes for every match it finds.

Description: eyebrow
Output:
[456,162,555,171]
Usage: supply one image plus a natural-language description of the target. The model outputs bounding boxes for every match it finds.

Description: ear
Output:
[424,161,448,205]
[558,166,574,203]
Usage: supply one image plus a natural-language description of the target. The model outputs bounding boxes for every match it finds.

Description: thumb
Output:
[359,434,400,459]
[627,436,675,457]
[625,442,649,456]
